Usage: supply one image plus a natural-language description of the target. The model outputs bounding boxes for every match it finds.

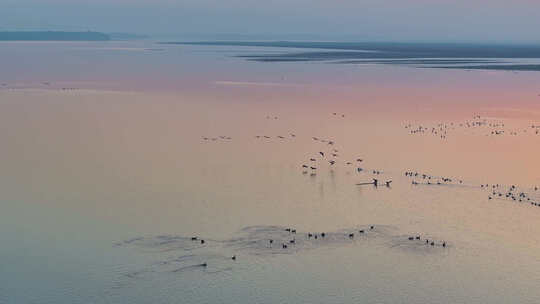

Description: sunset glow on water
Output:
[2,41,540,303]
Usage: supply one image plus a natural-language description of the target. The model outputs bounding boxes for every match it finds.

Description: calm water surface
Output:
[1,41,540,304]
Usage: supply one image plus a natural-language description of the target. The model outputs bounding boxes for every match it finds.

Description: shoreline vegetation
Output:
[0,31,110,41]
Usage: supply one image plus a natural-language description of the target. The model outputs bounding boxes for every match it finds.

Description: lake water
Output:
[1,41,540,304]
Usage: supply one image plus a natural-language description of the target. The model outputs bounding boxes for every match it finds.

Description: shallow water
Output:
[1,41,540,303]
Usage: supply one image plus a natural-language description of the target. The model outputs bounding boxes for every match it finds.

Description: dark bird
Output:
[232,255,236,260]
[191,237,198,241]
[200,240,205,244]
[319,152,325,157]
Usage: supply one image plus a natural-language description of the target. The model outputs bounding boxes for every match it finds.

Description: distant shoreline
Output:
[0,31,110,41]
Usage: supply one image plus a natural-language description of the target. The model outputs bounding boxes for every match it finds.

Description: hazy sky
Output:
[2,0,540,42]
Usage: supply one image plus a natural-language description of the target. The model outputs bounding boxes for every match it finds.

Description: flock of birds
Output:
[405,115,540,139]
[171,224,448,268]
[201,112,540,211]
[482,184,540,207]
[404,171,464,186]
[179,110,540,269]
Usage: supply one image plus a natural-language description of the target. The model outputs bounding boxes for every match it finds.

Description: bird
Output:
[200,239,205,244]
[319,152,325,157]
[232,255,236,260]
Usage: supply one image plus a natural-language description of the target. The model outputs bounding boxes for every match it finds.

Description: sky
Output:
[1,0,540,43]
